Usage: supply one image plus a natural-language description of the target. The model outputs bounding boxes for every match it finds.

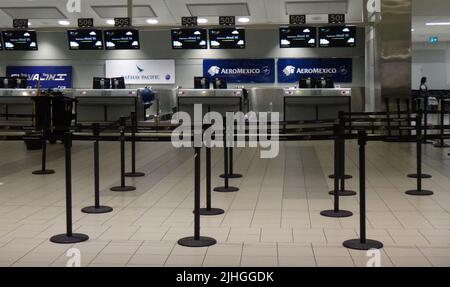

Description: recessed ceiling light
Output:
[411,28,414,32]
[197,18,208,24]
[147,18,159,24]
[58,20,70,26]
[238,17,250,23]
[426,22,450,26]
[106,19,115,25]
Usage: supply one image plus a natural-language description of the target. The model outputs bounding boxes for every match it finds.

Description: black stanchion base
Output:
[178,236,217,247]
[405,189,434,196]
[407,173,432,179]
[328,174,353,179]
[81,206,113,214]
[50,233,89,244]
[434,143,450,148]
[220,174,243,179]
[199,208,225,216]
[320,210,353,218]
[32,170,55,175]
[124,172,146,178]
[343,239,383,250]
[110,186,136,192]
[214,186,239,193]
[329,190,357,196]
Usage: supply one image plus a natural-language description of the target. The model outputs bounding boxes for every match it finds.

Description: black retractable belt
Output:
[343,130,383,250]
[125,112,145,177]
[178,147,217,248]
[214,127,239,193]
[82,123,113,214]
[110,117,136,192]
[32,129,55,175]
[50,132,89,244]
[406,111,434,196]
[321,125,353,218]
[407,110,432,179]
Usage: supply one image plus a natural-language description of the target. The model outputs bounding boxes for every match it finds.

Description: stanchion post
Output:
[329,113,356,196]
[329,112,352,180]
[321,125,353,218]
[200,146,225,216]
[434,96,449,148]
[32,129,55,175]
[178,147,217,247]
[385,98,392,137]
[82,124,113,214]
[406,111,434,196]
[111,117,136,192]
[125,112,145,177]
[343,130,383,250]
[214,126,239,193]
[407,110,432,179]
[50,132,89,244]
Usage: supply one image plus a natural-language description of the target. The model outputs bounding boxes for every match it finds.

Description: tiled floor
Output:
[0,139,449,267]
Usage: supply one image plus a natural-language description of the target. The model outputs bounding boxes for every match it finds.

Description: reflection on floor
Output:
[0,139,449,267]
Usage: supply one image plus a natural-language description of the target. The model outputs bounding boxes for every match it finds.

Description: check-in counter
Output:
[177,89,243,118]
[139,87,177,120]
[0,89,37,123]
[68,89,140,124]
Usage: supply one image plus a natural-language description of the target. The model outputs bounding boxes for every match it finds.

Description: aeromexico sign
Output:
[106,60,176,84]
[203,59,275,83]
[6,66,73,88]
[277,58,353,83]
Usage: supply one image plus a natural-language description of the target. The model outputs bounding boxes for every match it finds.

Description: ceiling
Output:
[0,0,448,42]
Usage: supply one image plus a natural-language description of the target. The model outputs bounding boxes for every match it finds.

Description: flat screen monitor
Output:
[172,28,207,49]
[319,26,356,48]
[209,28,245,49]
[194,77,210,89]
[212,78,227,89]
[13,77,28,89]
[0,33,3,50]
[316,77,334,88]
[93,77,111,89]
[2,30,38,51]
[67,29,104,50]
[0,77,12,88]
[111,77,125,89]
[280,26,317,48]
[299,77,317,89]
[104,29,140,50]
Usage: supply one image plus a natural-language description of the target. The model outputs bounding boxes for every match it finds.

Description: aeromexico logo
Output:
[282,65,349,77]
[208,65,271,77]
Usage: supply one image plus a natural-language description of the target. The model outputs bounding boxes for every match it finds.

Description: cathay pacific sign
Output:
[277,58,352,83]
[203,59,275,83]
[106,60,175,84]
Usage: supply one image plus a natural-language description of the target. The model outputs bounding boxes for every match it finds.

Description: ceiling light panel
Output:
[0,7,66,19]
[285,1,348,15]
[92,5,156,18]
[187,3,250,17]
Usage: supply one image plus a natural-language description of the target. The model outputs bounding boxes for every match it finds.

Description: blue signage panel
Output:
[277,58,352,83]
[6,66,73,89]
[203,59,275,83]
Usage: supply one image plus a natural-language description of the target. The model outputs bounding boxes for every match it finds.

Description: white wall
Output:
[0,28,365,89]
[412,42,450,90]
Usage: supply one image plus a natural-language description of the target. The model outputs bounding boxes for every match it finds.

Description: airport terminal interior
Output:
[0,0,450,268]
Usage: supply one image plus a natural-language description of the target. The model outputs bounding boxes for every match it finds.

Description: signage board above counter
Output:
[203,59,275,83]
[277,58,353,83]
[6,66,72,89]
[106,60,176,85]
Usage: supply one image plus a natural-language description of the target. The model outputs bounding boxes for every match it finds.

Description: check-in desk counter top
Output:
[69,89,140,124]
[177,89,244,118]
[0,89,38,123]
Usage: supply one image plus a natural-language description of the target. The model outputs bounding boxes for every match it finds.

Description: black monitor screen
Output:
[68,29,104,50]
[0,33,3,50]
[280,26,317,48]
[2,30,38,51]
[209,28,245,49]
[212,78,227,89]
[93,77,111,89]
[104,29,140,50]
[319,26,356,48]
[111,77,125,89]
[172,29,207,49]
[194,77,210,89]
